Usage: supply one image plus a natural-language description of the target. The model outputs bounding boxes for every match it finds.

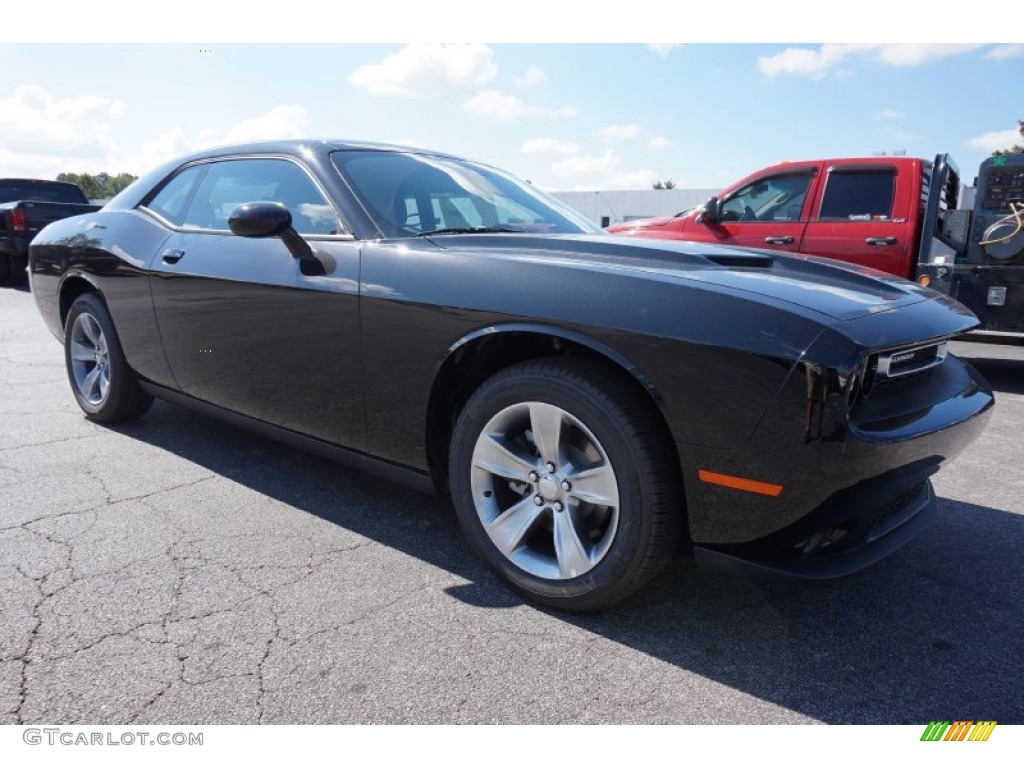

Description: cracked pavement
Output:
[1,286,1022,724]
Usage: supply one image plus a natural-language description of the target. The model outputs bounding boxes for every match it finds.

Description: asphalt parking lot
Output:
[1,284,1021,725]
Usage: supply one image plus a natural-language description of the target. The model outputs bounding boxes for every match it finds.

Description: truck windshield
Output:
[0,181,89,205]
[331,150,600,238]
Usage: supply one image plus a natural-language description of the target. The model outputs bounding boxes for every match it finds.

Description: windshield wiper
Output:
[414,226,518,237]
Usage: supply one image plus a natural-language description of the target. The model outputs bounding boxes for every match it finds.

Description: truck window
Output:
[0,181,90,205]
[818,170,896,220]
[720,173,813,222]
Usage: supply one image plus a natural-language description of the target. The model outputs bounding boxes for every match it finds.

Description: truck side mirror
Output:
[698,196,720,225]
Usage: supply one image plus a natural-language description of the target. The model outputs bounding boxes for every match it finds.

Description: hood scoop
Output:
[705,254,774,269]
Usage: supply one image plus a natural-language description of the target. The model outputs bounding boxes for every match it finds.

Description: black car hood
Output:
[425,233,953,323]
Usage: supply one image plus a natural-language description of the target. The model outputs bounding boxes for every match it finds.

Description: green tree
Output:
[652,179,677,190]
[993,120,1024,156]
[56,171,138,199]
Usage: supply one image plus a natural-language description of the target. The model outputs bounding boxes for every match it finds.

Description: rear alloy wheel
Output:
[64,293,153,423]
[449,357,681,611]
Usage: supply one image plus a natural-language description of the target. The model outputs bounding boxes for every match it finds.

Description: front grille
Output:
[873,341,948,380]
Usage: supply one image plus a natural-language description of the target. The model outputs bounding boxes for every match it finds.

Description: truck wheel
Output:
[0,255,11,286]
[448,357,681,611]
[64,293,153,423]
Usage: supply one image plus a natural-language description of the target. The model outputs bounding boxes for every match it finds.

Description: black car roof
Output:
[176,139,456,164]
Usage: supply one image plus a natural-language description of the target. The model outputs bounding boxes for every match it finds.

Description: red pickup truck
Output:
[609,154,1024,336]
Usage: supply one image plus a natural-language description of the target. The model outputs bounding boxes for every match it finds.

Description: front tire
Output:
[64,293,153,423]
[449,357,681,611]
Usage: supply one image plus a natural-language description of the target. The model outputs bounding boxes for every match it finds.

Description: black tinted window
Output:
[0,181,89,205]
[145,165,205,225]
[182,159,343,235]
[819,170,896,220]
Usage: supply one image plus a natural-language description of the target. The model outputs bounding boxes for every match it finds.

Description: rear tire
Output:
[64,293,153,423]
[449,357,682,611]
[0,254,11,286]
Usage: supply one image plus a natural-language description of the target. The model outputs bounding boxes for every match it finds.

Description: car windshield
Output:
[331,150,600,239]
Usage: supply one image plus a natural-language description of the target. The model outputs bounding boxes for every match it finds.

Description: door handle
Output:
[161,249,185,264]
[865,237,897,246]
[764,236,794,245]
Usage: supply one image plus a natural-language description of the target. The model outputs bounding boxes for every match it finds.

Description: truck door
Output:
[703,166,820,252]
[800,163,914,277]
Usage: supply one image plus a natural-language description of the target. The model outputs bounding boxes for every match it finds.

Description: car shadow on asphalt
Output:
[108,400,1024,725]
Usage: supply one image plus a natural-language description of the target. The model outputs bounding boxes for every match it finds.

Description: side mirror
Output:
[228,202,319,270]
[229,201,292,238]
[698,196,720,225]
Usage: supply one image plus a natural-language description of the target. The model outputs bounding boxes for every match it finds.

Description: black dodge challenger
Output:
[28,140,993,610]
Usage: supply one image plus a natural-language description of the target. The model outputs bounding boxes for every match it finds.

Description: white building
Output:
[552,188,720,228]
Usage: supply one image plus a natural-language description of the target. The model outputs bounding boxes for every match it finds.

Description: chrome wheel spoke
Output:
[567,463,619,507]
[528,402,563,465]
[553,510,592,579]
[82,366,102,401]
[473,434,537,482]
[486,496,545,556]
[70,340,95,361]
[80,314,102,346]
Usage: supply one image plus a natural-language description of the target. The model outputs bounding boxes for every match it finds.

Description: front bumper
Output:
[678,350,993,577]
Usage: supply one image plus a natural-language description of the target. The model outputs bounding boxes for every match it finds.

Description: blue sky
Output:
[2,36,1020,192]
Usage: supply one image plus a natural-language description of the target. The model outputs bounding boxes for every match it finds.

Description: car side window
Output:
[144,165,205,226]
[818,170,896,220]
[182,158,344,236]
[720,173,813,223]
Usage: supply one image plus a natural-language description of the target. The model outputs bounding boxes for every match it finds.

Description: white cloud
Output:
[552,150,620,178]
[521,138,580,155]
[131,124,195,174]
[129,105,308,175]
[758,44,984,79]
[875,108,906,121]
[648,44,681,56]
[604,169,661,189]
[647,135,671,149]
[224,104,307,143]
[967,127,1021,153]
[515,66,547,88]
[873,44,984,67]
[0,84,124,158]
[987,45,1024,60]
[550,149,656,190]
[348,44,497,98]
[597,123,643,141]
[464,90,575,121]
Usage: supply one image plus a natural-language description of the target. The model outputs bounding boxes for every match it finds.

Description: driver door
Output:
[146,156,367,451]
[703,165,822,253]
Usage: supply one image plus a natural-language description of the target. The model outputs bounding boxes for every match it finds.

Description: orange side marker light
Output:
[698,469,783,497]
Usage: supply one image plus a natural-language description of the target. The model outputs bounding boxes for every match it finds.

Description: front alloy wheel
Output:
[450,357,682,611]
[470,401,620,581]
